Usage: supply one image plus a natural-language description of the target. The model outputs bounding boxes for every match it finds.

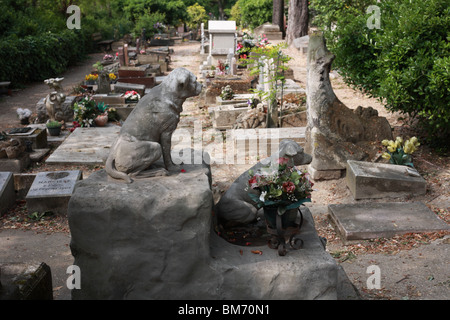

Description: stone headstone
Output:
[113,82,146,96]
[26,170,82,215]
[253,22,283,40]
[328,202,450,244]
[346,160,427,200]
[0,172,15,214]
[208,20,236,55]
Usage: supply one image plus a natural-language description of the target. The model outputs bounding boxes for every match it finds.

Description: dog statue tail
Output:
[105,153,133,183]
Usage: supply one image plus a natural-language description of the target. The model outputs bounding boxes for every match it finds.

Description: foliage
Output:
[186,3,208,30]
[247,157,314,215]
[220,85,234,100]
[46,120,62,128]
[310,0,450,148]
[72,95,109,127]
[244,42,291,126]
[381,136,420,168]
[232,0,272,29]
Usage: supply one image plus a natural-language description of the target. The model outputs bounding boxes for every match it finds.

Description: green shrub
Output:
[0,29,90,85]
[233,0,272,29]
[311,0,450,148]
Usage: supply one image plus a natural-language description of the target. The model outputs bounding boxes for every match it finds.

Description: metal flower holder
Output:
[264,206,304,256]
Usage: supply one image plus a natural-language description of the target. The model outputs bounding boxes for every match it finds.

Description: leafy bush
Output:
[310,0,450,148]
[232,0,272,29]
[0,29,90,85]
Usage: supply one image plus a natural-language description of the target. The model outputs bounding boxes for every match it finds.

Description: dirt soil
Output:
[0,41,448,300]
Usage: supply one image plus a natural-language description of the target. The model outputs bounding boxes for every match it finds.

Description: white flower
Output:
[259,191,267,202]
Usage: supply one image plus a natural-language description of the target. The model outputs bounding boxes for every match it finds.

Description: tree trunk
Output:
[286,0,309,45]
[272,0,285,38]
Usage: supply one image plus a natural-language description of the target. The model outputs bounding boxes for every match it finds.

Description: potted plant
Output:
[247,157,314,255]
[16,108,32,125]
[94,102,109,127]
[46,120,62,136]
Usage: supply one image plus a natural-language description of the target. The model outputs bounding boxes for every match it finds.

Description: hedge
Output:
[0,29,93,86]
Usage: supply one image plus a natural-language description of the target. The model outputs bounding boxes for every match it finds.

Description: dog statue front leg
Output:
[160,131,180,172]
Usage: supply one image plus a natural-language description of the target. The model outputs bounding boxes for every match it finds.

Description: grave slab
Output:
[346,160,427,200]
[7,127,47,149]
[328,202,450,244]
[209,104,250,130]
[45,125,121,165]
[26,170,82,215]
[0,154,30,173]
[0,172,15,214]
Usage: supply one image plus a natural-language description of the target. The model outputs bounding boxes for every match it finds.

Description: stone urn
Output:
[94,113,108,127]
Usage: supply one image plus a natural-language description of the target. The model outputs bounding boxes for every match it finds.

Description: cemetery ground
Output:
[0,41,449,300]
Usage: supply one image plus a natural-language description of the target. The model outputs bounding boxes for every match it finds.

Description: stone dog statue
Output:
[215,139,313,227]
[106,68,202,183]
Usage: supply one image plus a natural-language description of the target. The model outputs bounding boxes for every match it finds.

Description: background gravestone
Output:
[26,170,82,215]
[0,172,15,214]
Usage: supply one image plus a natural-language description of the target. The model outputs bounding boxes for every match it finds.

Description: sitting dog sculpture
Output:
[215,139,313,227]
[106,68,202,183]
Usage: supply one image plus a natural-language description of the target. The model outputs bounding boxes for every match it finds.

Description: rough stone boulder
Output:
[68,149,356,300]
[305,31,393,180]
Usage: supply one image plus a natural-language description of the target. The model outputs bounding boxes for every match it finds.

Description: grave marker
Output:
[346,160,427,200]
[26,170,82,215]
[328,202,450,244]
[0,172,15,214]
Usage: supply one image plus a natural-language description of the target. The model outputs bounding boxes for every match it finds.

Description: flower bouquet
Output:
[85,74,98,85]
[381,136,420,167]
[123,90,140,103]
[247,157,314,226]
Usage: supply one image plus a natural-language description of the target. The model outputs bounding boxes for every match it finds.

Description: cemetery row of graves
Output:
[0,19,449,300]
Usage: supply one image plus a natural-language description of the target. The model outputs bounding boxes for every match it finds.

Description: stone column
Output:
[200,23,205,54]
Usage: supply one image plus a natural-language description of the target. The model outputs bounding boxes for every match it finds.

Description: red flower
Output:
[282,181,295,193]
[181,169,186,173]
[248,176,258,188]
[277,157,289,165]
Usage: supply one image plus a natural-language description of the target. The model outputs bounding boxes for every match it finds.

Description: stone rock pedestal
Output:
[68,151,350,300]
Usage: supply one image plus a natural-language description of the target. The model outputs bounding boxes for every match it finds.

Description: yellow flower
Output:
[403,141,416,154]
[395,136,403,147]
[381,139,389,146]
[387,141,396,153]
[109,73,116,80]
[382,152,391,160]
[409,136,420,147]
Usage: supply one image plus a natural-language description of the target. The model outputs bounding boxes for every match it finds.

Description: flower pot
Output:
[94,114,108,127]
[47,127,61,136]
[20,118,30,125]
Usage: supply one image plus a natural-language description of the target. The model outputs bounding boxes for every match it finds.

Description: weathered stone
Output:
[113,82,146,96]
[346,160,427,200]
[0,263,53,300]
[26,170,82,215]
[305,31,393,179]
[13,173,36,199]
[328,202,450,244]
[68,158,344,300]
[0,172,15,214]
[0,153,30,173]
[209,104,250,130]
[7,128,48,150]
[254,22,283,40]
[36,96,76,123]
[92,93,126,105]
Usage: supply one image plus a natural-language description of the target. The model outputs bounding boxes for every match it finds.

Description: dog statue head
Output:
[261,139,312,167]
[163,67,202,99]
